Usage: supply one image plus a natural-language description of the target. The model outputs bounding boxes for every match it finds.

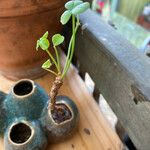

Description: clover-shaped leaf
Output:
[36,31,50,51]
[65,1,74,10]
[42,59,52,69]
[72,2,90,15]
[74,0,83,8]
[61,10,72,25]
[52,34,64,46]
[65,0,83,10]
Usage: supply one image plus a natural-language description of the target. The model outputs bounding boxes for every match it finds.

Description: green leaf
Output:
[65,0,83,10]
[39,38,50,50]
[36,31,50,50]
[65,1,74,10]
[42,31,49,39]
[72,2,90,15]
[60,10,72,25]
[42,59,52,69]
[52,34,64,46]
[74,0,83,8]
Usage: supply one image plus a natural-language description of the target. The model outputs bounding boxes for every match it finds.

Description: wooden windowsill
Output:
[0,55,122,150]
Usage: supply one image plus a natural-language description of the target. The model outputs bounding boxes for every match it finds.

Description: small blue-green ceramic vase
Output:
[4,120,47,150]
[0,79,79,150]
[4,79,49,125]
[41,96,79,143]
[3,79,48,150]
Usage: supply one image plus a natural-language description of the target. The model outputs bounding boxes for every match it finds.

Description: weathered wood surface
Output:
[73,9,150,150]
[0,55,122,150]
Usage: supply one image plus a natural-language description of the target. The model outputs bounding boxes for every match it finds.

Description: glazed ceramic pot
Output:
[3,79,49,127]
[0,0,67,80]
[41,96,79,143]
[0,91,7,135]
[4,120,47,150]
[0,79,79,149]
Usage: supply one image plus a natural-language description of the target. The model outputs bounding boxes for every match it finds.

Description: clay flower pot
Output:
[0,79,79,149]
[0,0,67,80]
[41,96,79,143]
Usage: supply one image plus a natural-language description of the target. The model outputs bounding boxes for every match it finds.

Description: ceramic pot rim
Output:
[48,100,74,125]
[12,79,35,99]
[8,121,35,146]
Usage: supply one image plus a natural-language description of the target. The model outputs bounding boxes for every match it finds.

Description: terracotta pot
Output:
[0,0,67,80]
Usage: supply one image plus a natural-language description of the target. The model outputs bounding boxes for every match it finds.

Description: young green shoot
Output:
[36,0,90,110]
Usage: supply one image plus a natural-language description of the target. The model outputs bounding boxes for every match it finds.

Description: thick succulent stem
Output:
[48,75,63,110]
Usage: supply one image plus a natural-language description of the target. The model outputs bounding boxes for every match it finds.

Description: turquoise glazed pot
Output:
[0,79,79,150]
[0,91,7,135]
[4,79,49,128]
[4,120,47,150]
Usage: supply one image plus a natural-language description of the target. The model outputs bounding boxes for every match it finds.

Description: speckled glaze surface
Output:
[0,79,79,150]
[41,96,79,143]
[4,120,47,150]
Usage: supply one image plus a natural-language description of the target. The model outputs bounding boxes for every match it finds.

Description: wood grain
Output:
[0,60,122,150]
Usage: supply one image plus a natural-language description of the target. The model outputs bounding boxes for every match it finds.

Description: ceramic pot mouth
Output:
[12,79,35,98]
[48,101,74,125]
[8,121,34,146]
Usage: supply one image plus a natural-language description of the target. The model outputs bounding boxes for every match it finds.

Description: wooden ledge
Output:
[0,58,122,150]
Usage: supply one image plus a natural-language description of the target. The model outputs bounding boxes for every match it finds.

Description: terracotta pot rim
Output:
[12,79,35,99]
[0,1,65,18]
[48,100,74,125]
[8,121,35,146]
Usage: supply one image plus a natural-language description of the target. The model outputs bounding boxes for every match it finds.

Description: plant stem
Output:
[53,46,61,74]
[62,16,75,78]
[48,75,63,110]
[61,16,80,79]
[45,49,59,73]
[44,68,58,76]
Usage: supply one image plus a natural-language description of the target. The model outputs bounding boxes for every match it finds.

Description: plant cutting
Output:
[36,0,90,142]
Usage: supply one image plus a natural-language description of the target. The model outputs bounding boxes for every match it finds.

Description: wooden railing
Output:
[64,9,150,150]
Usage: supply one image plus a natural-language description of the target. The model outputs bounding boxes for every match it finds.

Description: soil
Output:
[10,123,31,144]
[51,104,72,124]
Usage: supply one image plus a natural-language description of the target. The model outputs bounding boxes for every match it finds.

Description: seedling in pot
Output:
[36,0,90,124]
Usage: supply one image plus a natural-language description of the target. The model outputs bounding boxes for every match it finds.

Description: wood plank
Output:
[0,55,122,149]
[73,9,150,150]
